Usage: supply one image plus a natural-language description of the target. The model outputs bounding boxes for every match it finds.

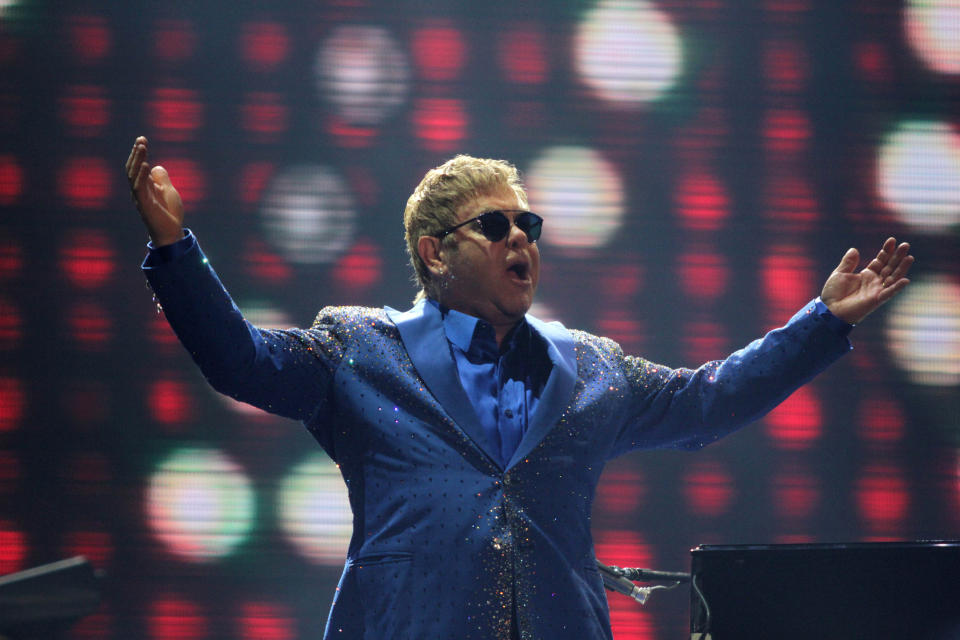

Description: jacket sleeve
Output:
[142,231,346,423]
[606,299,852,458]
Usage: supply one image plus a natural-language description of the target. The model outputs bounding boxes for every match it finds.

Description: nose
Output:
[506,216,530,247]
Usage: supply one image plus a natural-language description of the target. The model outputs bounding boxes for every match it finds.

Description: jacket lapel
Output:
[385,302,502,468]
[506,315,578,470]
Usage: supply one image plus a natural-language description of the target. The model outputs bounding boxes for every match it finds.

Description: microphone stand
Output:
[596,560,691,606]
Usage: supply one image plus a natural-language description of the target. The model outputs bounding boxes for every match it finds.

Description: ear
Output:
[417,235,445,277]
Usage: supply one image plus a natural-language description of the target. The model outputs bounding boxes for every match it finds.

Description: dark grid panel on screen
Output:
[0,0,958,638]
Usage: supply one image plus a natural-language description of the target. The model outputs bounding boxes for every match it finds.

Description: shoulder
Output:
[311,306,396,335]
[568,328,622,358]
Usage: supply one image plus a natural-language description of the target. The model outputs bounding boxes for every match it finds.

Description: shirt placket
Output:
[496,352,525,465]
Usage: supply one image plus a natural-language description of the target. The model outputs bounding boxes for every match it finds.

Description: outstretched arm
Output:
[125,136,184,247]
[820,237,914,325]
[126,135,337,423]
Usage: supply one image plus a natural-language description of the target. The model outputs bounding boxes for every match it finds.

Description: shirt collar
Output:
[427,299,528,360]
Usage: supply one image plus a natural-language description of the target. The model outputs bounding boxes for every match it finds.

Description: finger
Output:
[877,237,897,260]
[880,243,911,284]
[884,254,914,287]
[878,277,910,303]
[150,165,171,188]
[125,136,148,179]
[865,257,884,275]
[125,143,141,181]
[866,239,896,274]
[885,241,909,266]
[132,161,149,193]
[834,247,860,274]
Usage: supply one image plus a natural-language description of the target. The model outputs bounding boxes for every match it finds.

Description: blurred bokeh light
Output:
[574,0,684,107]
[526,145,625,252]
[260,164,357,264]
[885,275,960,386]
[904,0,960,74]
[876,119,960,232]
[146,448,256,562]
[315,25,410,126]
[276,452,352,566]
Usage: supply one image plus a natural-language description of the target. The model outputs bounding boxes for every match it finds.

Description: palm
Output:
[820,238,913,324]
[140,167,184,234]
[125,137,185,247]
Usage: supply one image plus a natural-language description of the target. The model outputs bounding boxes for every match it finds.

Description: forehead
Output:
[458,187,525,219]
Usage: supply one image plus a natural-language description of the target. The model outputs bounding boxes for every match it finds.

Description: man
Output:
[126,136,912,639]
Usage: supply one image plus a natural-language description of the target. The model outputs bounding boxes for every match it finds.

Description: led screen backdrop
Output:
[1,0,959,638]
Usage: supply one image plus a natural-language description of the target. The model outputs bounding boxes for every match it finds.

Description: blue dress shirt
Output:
[432,301,552,468]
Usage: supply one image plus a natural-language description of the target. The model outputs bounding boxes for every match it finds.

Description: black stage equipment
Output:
[0,556,102,640]
[690,541,960,640]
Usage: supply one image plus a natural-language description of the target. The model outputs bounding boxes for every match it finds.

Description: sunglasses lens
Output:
[473,211,543,242]
[477,212,511,241]
[517,212,543,242]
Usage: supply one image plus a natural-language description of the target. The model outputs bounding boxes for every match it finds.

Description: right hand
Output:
[125,136,185,247]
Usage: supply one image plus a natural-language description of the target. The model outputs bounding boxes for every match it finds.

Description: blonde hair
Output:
[403,154,527,303]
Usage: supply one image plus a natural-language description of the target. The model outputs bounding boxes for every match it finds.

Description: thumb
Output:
[833,247,859,274]
[150,165,172,187]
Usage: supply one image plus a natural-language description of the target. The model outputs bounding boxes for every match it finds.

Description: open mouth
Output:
[507,262,530,281]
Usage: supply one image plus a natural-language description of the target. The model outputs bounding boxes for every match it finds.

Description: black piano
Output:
[690,541,960,640]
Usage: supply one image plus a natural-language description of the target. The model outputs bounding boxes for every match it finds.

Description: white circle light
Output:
[525,145,625,252]
[876,120,960,232]
[315,25,410,126]
[885,275,960,386]
[905,0,960,75]
[277,452,352,565]
[260,165,357,264]
[573,0,684,107]
[146,448,255,562]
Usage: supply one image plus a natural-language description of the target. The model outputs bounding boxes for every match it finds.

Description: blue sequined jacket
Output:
[144,233,851,640]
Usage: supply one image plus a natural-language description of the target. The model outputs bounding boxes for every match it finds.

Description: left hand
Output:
[821,237,914,325]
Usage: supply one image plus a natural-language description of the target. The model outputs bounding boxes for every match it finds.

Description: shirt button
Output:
[504,409,514,418]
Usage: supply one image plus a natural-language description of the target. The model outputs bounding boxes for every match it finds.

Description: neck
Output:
[491,320,520,351]
[429,297,523,350]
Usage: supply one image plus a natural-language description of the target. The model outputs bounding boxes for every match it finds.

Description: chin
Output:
[503,297,533,320]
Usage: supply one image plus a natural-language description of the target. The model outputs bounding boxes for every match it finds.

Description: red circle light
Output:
[238,602,295,640]
[60,231,115,289]
[148,377,194,426]
[59,85,111,137]
[0,523,26,575]
[333,239,382,290]
[674,170,730,231]
[682,459,735,517]
[148,596,208,640]
[0,377,25,433]
[499,25,549,85]
[677,250,729,300]
[412,98,468,152]
[147,88,204,142]
[764,386,822,450]
[240,21,290,71]
[855,464,909,530]
[66,15,112,63]
[411,22,466,81]
[59,156,112,209]
[0,155,24,206]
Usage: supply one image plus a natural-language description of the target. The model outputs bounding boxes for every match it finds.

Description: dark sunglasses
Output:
[434,209,543,243]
